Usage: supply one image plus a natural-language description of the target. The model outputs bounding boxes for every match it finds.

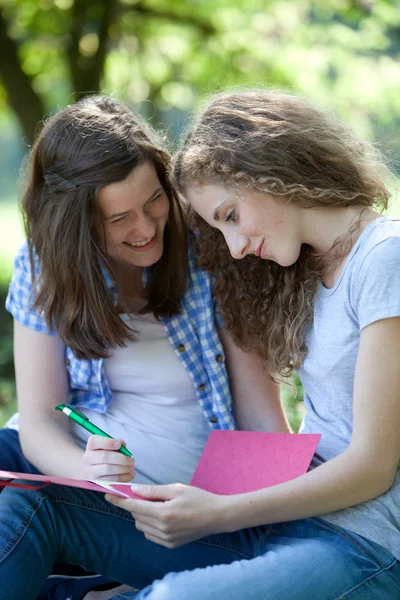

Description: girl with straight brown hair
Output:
[0,94,286,600]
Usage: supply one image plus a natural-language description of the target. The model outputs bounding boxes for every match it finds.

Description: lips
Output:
[255,240,264,258]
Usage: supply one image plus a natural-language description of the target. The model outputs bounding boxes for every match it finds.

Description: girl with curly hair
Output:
[105,89,399,599]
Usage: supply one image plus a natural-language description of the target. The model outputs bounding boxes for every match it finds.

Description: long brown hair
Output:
[172,89,392,377]
[23,95,188,359]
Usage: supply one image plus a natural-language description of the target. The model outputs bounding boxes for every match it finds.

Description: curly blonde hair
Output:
[172,89,392,377]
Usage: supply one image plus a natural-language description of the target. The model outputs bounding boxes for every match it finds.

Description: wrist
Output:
[214,493,255,533]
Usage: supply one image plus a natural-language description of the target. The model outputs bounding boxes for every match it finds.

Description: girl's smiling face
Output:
[186,182,303,267]
[96,161,170,270]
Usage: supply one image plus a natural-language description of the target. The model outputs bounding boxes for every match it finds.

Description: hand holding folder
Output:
[0,431,321,499]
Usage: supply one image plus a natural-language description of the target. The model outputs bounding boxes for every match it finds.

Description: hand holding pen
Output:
[56,404,135,482]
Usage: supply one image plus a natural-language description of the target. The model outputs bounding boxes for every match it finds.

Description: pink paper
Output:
[190,431,320,494]
[0,431,320,500]
[0,470,144,499]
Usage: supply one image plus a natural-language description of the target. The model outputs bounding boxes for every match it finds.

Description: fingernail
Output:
[113,441,121,449]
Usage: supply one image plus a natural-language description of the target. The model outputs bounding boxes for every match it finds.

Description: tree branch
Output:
[128,2,216,35]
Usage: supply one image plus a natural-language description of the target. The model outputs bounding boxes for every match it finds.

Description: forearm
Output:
[19,415,86,478]
[219,328,291,433]
[236,383,291,434]
[220,449,393,532]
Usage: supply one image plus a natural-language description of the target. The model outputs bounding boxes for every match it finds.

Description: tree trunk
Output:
[0,9,46,145]
[68,0,118,99]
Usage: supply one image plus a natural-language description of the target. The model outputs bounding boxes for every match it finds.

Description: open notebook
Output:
[0,431,321,499]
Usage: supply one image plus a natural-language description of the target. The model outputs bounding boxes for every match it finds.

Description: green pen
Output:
[55,403,133,458]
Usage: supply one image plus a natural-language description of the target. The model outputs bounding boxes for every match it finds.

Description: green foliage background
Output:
[0,0,399,429]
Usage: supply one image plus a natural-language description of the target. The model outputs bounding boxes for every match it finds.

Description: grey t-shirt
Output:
[298,216,400,560]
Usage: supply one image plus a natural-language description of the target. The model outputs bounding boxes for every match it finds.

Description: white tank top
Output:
[70,313,211,484]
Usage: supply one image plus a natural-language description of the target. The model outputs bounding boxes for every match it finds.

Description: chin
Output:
[134,247,164,267]
[268,254,298,267]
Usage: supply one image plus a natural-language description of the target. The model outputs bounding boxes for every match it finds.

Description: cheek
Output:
[156,197,170,220]
[146,197,170,224]
[104,223,130,247]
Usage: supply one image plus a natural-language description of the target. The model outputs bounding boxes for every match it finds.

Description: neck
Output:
[110,259,146,311]
[301,206,378,257]
[300,206,379,288]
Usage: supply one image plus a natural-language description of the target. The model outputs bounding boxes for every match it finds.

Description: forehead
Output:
[186,182,235,206]
[97,161,160,214]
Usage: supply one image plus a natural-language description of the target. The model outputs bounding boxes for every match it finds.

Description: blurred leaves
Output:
[0,0,400,428]
[282,372,305,433]
[0,0,399,151]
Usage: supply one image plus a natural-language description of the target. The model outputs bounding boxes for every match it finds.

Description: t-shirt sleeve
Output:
[5,243,55,335]
[353,236,400,331]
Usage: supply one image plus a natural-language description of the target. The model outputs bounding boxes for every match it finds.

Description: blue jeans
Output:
[0,427,110,592]
[0,484,399,600]
[0,427,40,474]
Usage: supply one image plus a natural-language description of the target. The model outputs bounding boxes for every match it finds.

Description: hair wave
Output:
[23,95,188,359]
[173,89,392,377]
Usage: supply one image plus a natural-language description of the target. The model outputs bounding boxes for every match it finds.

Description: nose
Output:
[131,210,155,238]
[225,232,249,260]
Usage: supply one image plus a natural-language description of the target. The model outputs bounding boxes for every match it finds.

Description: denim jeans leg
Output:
[0,428,40,474]
[0,485,252,600]
[126,518,400,600]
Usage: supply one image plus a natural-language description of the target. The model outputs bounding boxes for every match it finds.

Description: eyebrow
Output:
[213,203,224,222]
[106,187,163,220]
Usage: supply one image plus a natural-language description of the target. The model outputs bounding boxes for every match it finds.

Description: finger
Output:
[85,450,135,468]
[129,483,185,502]
[95,471,136,483]
[89,463,135,480]
[105,494,135,510]
[105,495,162,520]
[86,435,127,452]
[142,530,182,549]
[136,520,173,540]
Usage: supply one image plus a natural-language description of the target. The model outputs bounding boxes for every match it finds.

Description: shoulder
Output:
[354,217,400,275]
[13,241,30,269]
[350,218,400,328]
[5,242,53,334]
[12,241,40,278]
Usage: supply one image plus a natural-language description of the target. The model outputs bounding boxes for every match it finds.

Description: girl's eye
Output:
[225,209,236,223]
[149,194,162,204]
[109,215,128,224]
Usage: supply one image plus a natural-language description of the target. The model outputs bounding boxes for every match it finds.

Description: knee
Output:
[0,485,51,526]
[139,572,195,600]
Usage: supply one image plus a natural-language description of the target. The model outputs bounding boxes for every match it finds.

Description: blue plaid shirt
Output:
[5,241,235,431]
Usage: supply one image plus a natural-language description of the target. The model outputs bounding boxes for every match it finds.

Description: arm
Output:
[108,317,400,546]
[220,316,400,530]
[219,328,291,433]
[15,321,134,481]
[15,321,86,478]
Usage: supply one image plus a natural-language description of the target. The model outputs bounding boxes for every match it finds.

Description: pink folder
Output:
[0,470,145,498]
[0,431,320,499]
[190,431,321,494]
